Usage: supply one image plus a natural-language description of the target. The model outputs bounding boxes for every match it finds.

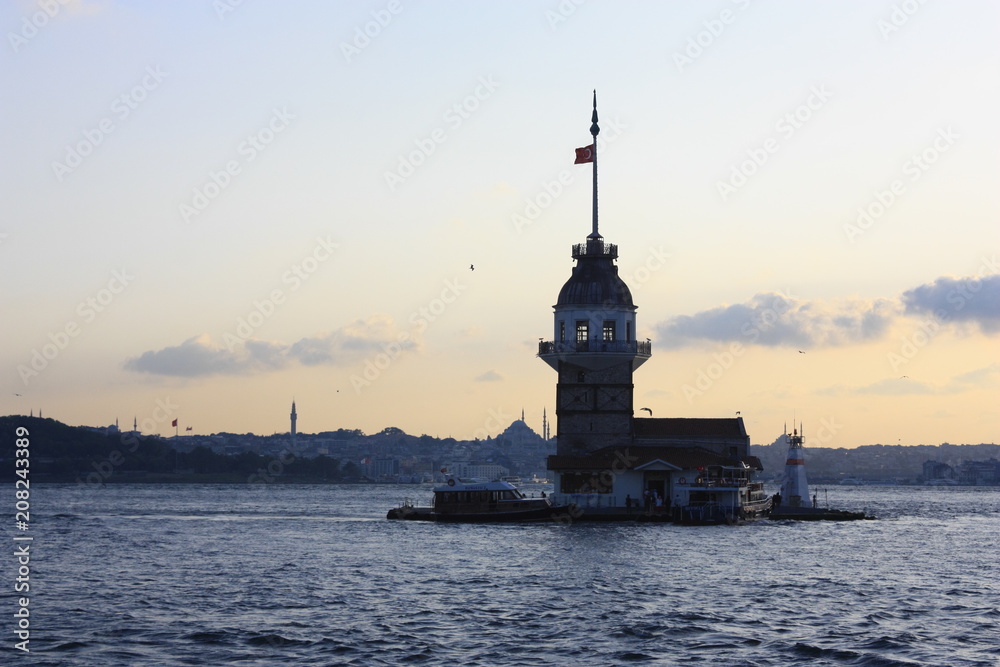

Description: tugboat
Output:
[387,477,574,523]
[769,424,873,521]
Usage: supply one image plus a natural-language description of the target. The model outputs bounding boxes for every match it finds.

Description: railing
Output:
[552,493,619,508]
[678,478,749,488]
[572,241,618,259]
[538,340,652,355]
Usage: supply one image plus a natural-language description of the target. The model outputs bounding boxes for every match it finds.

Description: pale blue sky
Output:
[3,0,998,447]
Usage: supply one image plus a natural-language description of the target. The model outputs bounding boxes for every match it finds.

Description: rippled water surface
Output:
[10,484,1000,665]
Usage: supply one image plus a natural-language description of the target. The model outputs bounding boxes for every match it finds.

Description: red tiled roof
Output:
[633,417,746,439]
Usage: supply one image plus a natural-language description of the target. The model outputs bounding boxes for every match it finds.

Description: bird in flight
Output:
[798,350,805,354]
[640,407,652,416]
[470,264,475,271]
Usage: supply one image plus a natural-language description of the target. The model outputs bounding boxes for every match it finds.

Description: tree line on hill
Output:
[0,416,357,483]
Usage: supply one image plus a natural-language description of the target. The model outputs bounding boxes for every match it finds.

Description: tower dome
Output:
[556,238,634,308]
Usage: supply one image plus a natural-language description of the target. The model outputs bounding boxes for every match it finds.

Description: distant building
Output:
[444,461,509,481]
[372,457,399,478]
[959,459,998,486]
[922,460,954,483]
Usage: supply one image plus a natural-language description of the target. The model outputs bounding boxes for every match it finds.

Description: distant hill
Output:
[752,437,1000,482]
[0,416,345,483]
[4,414,994,484]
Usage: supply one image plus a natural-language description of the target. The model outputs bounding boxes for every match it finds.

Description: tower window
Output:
[575,321,588,343]
[559,321,566,342]
[602,320,615,341]
[626,321,631,341]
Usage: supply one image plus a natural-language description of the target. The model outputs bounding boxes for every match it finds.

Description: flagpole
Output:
[590,89,600,240]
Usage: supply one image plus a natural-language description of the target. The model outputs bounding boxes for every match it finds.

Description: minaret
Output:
[538,93,651,457]
[542,408,549,441]
[290,399,298,446]
[781,423,810,507]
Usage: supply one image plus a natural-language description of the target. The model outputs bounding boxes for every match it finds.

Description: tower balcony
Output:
[538,339,651,372]
[572,240,617,259]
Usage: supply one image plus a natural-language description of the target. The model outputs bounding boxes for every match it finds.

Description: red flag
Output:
[574,144,594,164]
[172,419,178,427]
[186,426,193,432]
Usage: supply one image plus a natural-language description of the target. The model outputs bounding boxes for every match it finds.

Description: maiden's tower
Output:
[538,94,768,523]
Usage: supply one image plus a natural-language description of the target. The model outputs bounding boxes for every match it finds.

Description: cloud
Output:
[123,334,279,377]
[950,362,1000,387]
[475,370,503,382]
[816,364,1000,398]
[125,315,417,377]
[901,274,1000,334]
[654,291,898,349]
[855,377,936,396]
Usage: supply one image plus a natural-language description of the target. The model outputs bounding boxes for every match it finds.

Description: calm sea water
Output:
[8,483,1000,666]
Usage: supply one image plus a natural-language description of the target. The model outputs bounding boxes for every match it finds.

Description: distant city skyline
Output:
[3,1,998,448]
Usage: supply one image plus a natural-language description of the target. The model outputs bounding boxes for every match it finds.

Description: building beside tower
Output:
[539,94,765,520]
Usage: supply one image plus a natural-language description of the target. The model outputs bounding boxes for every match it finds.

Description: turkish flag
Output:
[574,144,594,164]
[171,419,178,427]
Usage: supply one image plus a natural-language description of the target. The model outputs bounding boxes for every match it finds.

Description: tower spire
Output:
[589,89,600,240]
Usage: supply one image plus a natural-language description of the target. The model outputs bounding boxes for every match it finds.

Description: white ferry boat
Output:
[387,478,573,523]
[672,462,772,525]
